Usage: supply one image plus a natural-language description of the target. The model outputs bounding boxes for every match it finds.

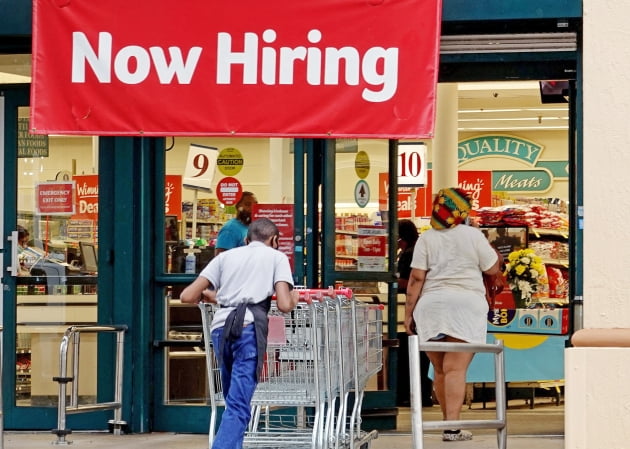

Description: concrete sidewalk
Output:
[3,401,565,448]
[2,430,563,449]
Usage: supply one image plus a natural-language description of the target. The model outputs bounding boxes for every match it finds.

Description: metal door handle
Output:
[6,231,18,277]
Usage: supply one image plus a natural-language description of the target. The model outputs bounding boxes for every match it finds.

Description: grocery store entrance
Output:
[389,76,577,430]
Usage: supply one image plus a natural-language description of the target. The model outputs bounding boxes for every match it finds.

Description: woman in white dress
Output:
[404,188,501,442]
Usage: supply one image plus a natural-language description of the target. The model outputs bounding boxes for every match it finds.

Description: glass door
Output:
[2,88,106,429]
[318,138,399,428]
[151,136,296,432]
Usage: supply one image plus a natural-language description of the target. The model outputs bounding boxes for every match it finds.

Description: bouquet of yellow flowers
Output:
[505,248,546,308]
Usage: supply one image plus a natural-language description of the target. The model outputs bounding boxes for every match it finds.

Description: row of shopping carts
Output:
[199,287,383,449]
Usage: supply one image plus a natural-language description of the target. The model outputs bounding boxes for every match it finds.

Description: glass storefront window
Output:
[333,140,390,273]
[15,106,99,406]
[161,137,295,405]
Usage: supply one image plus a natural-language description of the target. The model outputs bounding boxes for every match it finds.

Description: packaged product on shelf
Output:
[476,204,568,230]
[546,266,569,299]
[182,201,193,219]
[529,240,569,261]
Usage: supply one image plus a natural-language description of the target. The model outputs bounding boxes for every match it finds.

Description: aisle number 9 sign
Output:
[183,144,218,191]
[397,142,427,187]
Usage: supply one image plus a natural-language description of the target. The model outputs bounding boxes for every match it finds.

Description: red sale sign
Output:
[73,174,99,219]
[458,171,493,211]
[380,170,493,218]
[30,0,441,138]
[415,171,493,216]
[378,172,429,218]
[165,175,183,220]
[357,225,387,271]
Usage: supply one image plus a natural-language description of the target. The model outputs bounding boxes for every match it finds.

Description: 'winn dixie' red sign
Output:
[30,0,442,138]
[73,175,99,219]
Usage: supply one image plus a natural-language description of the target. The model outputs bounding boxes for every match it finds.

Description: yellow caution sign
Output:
[217,147,244,176]
[354,150,370,179]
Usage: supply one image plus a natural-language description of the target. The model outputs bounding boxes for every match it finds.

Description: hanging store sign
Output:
[36,181,75,215]
[492,169,553,192]
[165,175,183,220]
[183,144,218,191]
[458,171,492,211]
[458,135,544,166]
[18,118,49,158]
[30,0,442,138]
[252,204,295,270]
[73,174,99,219]
[357,225,387,272]
[378,171,428,219]
[398,142,427,187]
[535,161,569,179]
[380,169,493,219]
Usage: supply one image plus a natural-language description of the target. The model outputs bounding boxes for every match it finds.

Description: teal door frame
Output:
[1,87,111,430]
[148,139,209,433]
[297,138,400,428]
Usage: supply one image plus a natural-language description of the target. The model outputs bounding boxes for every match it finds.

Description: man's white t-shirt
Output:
[199,241,294,332]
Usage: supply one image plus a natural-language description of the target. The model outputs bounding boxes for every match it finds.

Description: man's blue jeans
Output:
[211,324,258,449]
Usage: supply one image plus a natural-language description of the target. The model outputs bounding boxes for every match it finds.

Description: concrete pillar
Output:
[565,1,630,447]
[432,83,459,191]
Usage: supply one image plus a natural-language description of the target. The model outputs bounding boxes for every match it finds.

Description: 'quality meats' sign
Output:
[30,0,442,138]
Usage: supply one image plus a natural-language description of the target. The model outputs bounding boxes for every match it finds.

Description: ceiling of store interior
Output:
[0,54,568,132]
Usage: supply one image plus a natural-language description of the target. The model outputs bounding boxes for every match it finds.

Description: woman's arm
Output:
[404,268,427,335]
[483,248,503,276]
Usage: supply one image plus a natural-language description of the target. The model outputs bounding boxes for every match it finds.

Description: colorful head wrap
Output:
[430,188,471,230]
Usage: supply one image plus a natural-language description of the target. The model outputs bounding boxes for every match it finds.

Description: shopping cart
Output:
[332,296,382,449]
[199,287,381,449]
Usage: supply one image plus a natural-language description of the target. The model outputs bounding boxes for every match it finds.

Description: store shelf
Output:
[542,258,569,267]
[530,228,569,239]
[168,350,205,359]
[186,219,223,225]
[183,219,223,240]
[167,292,207,402]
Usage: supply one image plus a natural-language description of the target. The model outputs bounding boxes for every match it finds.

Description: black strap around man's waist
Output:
[218,297,272,381]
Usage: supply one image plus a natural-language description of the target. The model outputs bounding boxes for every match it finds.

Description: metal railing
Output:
[52,324,128,445]
[408,336,507,449]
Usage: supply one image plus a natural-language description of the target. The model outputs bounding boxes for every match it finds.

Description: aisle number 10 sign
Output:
[398,142,427,187]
